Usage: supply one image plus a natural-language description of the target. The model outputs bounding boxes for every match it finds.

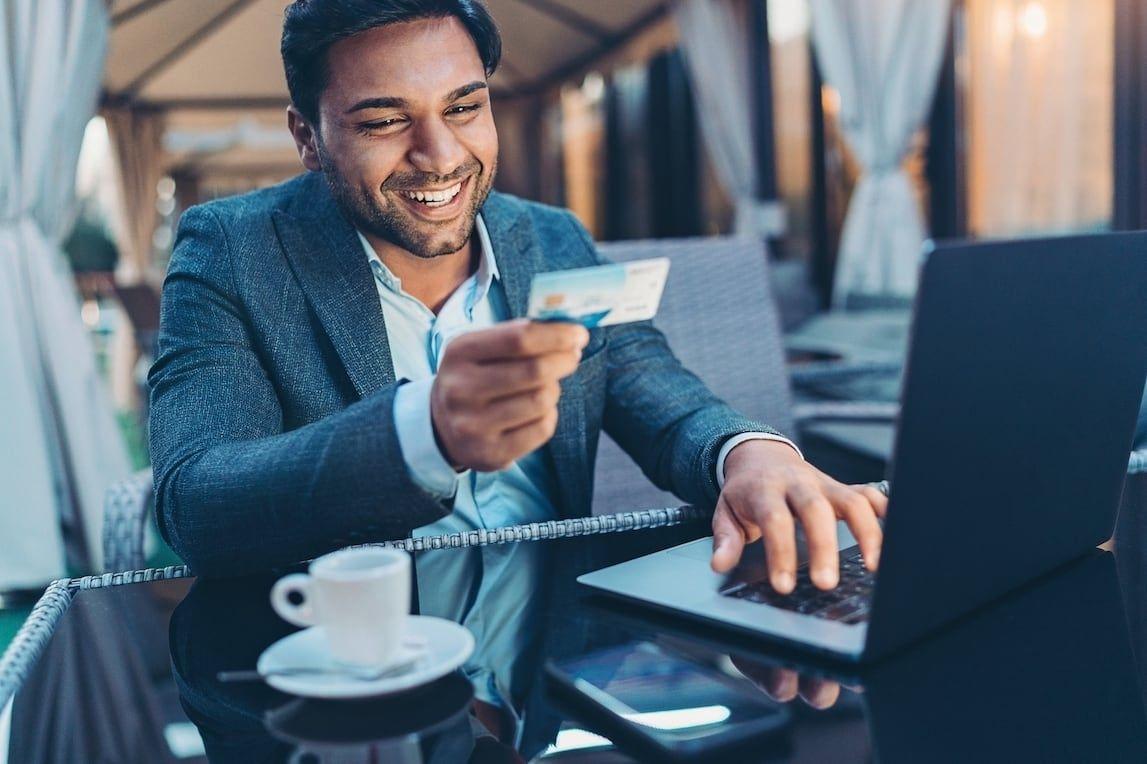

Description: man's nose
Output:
[407,119,468,178]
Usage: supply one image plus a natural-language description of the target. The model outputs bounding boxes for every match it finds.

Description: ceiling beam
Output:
[107,95,290,111]
[499,57,529,81]
[106,1,659,110]
[508,0,611,40]
[105,90,519,111]
[514,2,672,98]
[122,0,259,97]
[111,0,178,27]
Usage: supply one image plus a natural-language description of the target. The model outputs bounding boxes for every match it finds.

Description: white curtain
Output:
[811,0,951,306]
[0,0,128,584]
[675,0,785,237]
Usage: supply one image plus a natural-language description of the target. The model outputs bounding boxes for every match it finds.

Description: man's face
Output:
[308,17,498,259]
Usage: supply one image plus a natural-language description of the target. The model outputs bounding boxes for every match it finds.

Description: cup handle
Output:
[270,573,316,627]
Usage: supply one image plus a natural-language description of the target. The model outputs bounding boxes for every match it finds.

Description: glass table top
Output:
[5,522,1147,763]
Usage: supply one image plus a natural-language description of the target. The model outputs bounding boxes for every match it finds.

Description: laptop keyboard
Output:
[721,549,874,625]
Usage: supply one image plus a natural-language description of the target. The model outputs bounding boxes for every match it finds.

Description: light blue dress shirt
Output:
[359,218,559,719]
[359,217,803,721]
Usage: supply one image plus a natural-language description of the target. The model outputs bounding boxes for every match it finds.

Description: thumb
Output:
[711,497,746,573]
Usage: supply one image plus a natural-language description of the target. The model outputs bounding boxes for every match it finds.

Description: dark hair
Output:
[282,0,501,125]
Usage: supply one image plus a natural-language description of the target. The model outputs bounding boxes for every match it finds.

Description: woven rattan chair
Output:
[591,236,897,514]
[101,469,154,572]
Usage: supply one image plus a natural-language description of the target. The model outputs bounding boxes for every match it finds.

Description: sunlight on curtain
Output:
[561,75,606,237]
[965,0,1114,236]
[769,0,813,258]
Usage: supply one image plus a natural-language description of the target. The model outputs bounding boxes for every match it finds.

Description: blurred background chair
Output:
[102,469,153,572]
[591,236,899,515]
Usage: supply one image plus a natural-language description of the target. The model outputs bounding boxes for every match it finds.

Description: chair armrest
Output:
[792,401,900,424]
[788,360,902,386]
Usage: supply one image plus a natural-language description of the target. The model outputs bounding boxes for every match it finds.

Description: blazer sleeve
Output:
[560,214,781,509]
[148,206,450,576]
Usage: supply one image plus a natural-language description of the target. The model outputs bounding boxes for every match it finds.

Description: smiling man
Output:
[149,0,886,722]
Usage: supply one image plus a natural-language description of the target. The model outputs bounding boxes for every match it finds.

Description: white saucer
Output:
[257,616,474,699]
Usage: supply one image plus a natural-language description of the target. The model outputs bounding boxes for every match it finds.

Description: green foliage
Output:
[0,607,33,656]
[64,216,119,273]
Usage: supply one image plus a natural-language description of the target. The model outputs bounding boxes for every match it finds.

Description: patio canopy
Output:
[106,0,669,106]
[103,0,671,179]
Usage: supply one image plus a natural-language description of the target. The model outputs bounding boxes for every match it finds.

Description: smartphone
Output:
[545,641,791,762]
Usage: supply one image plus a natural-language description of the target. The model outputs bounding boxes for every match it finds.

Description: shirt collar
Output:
[357,214,500,301]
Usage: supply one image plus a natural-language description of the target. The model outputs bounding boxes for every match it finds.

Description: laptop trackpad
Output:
[667,523,858,590]
[666,539,770,591]
[669,523,857,562]
[666,539,716,562]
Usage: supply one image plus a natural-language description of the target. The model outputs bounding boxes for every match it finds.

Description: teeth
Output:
[404,181,463,206]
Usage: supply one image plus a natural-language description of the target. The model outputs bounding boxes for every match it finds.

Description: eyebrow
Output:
[344,81,488,115]
[445,81,487,102]
[345,96,409,113]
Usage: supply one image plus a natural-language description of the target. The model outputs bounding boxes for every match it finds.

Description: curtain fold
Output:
[603,67,650,240]
[8,593,175,762]
[646,50,703,237]
[103,105,165,284]
[103,105,166,412]
[675,0,784,237]
[810,0,951,306]
[0,0,128,584]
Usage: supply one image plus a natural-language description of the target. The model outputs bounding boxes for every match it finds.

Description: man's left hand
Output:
[710,440,888,594]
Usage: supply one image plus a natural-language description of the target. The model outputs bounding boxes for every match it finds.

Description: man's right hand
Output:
[430,319,590,472]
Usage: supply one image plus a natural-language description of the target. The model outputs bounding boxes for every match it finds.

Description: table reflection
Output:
[5,527,1147,763]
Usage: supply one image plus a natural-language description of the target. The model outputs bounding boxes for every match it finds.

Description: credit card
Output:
[526,258,670,328]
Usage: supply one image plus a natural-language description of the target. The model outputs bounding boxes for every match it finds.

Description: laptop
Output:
[567,550,1147,761]
[579,232,1147,662]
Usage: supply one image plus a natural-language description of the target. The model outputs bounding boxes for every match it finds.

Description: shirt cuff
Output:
[393,377,467,499]
[716,433,805,490]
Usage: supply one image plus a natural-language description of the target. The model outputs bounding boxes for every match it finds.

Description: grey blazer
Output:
[148,171,772,575]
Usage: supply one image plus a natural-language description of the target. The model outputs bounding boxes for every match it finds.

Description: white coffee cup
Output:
[271,547,411,667]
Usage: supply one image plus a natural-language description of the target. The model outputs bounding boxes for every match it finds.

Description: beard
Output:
[316,142,496,260]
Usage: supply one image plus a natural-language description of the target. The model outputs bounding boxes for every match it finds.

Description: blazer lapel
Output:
[273,172,395,398]
[483,193,591,518]
[482,192,540,320]
[272,182,595,517]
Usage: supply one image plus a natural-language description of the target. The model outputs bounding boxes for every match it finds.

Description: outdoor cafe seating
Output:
[4,0,1147,761]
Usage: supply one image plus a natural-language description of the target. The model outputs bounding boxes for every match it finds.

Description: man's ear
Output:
[287,105,323,172]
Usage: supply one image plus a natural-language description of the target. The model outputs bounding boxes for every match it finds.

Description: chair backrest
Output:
[591,236,794,515]
[102,468,154,572]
